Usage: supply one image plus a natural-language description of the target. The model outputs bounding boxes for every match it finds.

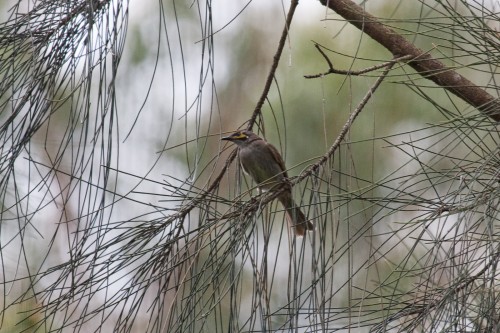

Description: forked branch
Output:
[318,0,500,122]
[305,44,412,78]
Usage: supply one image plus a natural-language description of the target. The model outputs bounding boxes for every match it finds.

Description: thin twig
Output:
[375,245,500,331]
[162,0,300,230]
[319,0,500,122]
[216,60,397,221]
[247,0,299,130]
[304,44,412,78]
[297,60,396,182]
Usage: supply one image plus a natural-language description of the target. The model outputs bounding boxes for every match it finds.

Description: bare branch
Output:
[319,0,500,122]
[304,44,412,77]
[247,0,299,130]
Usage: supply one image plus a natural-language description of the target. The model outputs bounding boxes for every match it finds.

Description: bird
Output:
[222,130,314,236]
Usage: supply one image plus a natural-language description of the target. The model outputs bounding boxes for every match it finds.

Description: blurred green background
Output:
[1,0,498,332]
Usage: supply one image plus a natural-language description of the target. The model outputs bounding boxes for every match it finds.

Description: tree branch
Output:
[247,0,299,130]
[304,44,412,78]
[318,0,500,122]
[162,0,300,230]
[217,61,396,223]
[297,59,396,181]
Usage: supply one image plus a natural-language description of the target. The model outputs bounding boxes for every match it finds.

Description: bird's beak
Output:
[221,135,232,141]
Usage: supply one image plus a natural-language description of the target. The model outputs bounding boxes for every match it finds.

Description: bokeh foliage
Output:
[0,0,499,332]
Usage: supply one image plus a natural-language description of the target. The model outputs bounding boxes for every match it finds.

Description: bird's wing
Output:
[266,142,289,179]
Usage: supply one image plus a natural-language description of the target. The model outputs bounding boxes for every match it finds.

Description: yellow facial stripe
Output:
[232,132,247,140]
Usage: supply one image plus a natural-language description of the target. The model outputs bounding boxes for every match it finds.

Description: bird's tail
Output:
[279,192,314,236]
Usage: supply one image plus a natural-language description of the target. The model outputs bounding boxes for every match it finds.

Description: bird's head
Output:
[221,130,257,147]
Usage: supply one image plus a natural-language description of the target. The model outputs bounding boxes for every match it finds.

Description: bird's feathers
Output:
[223,130,314,235]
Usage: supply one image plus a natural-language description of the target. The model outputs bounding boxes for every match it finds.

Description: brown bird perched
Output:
[222,130,314,236]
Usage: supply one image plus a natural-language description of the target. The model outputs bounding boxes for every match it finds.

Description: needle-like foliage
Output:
[0,1,499,332]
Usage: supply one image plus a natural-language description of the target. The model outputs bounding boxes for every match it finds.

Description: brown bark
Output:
[319,0,500,122]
